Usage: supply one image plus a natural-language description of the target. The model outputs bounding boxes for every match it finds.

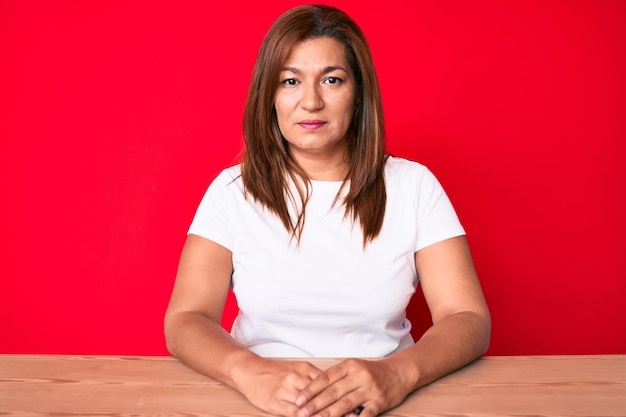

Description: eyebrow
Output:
[281,66,349,74]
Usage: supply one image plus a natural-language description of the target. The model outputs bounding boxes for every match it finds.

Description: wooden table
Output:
[1,354,625,416]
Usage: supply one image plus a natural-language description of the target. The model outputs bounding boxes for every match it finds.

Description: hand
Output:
[233,358,323,417]
[294,358,411,417]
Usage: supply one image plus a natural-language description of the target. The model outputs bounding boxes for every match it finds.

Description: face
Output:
[274,36,356,169]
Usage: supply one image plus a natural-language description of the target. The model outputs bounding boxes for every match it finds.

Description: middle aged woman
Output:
[164,5,491,417]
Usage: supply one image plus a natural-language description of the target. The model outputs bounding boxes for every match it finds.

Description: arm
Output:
[164,234,248,385]
[295,235,491,417]
[164,234,322,416]
[389,234,491,388]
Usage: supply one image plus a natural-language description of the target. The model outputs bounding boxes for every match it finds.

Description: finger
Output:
[296,384,362,417]
[303,362,324,381]
[342,405,364,417]
[277,362,325,406]
[290,361,324,382]
[296,362,349,406]
[284,372,317,391]
[296,363,325,392]
[298,392,363,417]
[309,366,324,380]
[273,400,299,417]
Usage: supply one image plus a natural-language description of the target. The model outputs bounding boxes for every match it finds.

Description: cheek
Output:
[273,105,293,141]
[341,89,356,112]
[339,98,356,123]
[274,96,295,121]
[273,103,289,128]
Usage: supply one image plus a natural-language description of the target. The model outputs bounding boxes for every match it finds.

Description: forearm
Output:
[387,310,491,393]
[164,310,262,389]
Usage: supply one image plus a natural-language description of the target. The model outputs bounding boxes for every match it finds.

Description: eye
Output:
[325,77,343,85]
[281,78,299,86]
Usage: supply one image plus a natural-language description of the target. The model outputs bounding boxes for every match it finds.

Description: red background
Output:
[1,1,625,356]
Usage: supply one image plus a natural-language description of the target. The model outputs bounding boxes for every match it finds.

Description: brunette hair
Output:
[241,4,386,245]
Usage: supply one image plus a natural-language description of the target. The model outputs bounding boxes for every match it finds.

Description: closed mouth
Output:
[298,120,327,129]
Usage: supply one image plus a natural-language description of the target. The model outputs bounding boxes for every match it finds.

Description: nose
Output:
[300,83,323,111]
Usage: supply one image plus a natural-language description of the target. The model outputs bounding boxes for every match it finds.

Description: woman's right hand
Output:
[232,357,323,417]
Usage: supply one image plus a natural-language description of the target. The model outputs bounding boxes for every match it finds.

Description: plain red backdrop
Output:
[1,0,624,355]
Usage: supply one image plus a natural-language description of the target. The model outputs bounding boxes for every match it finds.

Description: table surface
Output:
[1,354,625,416]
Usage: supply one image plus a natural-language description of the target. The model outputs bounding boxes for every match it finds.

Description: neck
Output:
[291,152,349,181]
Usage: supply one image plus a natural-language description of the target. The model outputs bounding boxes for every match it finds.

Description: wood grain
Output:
[1,355,624,416]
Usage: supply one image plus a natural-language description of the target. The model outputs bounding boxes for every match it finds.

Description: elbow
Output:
[163,311,180,358]
[461,308,491,357]
[478,309,492,356]
[165,337,178,358]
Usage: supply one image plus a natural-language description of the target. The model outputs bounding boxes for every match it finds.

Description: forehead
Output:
[283,36,350,69]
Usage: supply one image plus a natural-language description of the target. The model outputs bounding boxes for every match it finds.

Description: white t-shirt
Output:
[188,156,465,358]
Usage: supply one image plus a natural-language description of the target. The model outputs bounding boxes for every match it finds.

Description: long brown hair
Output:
[241,4,386,245]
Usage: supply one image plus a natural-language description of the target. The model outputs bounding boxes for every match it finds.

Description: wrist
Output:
[382,353,421,394]
[227,349,267,390]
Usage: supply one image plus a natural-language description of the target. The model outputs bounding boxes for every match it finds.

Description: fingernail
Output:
[295,395,306,407]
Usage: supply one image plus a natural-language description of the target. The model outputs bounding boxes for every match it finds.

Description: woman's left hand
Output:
[294,357,411,417]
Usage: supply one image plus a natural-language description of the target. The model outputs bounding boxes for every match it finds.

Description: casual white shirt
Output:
[189,156,465,357]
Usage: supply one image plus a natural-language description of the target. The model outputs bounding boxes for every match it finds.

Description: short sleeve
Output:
[187,169,239,251]
[414,167,465,252]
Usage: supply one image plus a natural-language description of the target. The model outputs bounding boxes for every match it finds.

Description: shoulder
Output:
[199,165,245,205]
[213,164,242,184]
[384,155,437,185]
[207,164,243,190]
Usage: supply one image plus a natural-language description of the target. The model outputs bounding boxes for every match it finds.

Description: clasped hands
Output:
[234,357,410,417]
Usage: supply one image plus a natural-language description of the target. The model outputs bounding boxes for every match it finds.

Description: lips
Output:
[298,120,326,129]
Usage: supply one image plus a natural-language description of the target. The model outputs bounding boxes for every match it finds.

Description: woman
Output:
[164,5,490,417]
